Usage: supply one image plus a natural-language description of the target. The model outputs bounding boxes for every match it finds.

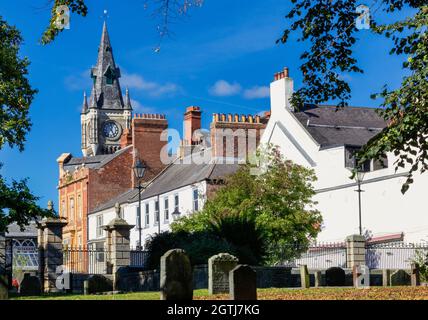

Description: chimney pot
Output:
[284,67,289,78]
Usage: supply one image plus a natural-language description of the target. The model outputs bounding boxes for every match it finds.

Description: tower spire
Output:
[125,87,132,110]
[81,91,88,113]
[89,83,97,109]
[88,21,124,110]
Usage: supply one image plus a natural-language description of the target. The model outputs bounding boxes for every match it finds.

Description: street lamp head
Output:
[172,207,181,220]
[355,170,366,183]
[133,159,146,180]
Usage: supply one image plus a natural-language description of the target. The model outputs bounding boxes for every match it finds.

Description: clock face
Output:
[102,121,119,139]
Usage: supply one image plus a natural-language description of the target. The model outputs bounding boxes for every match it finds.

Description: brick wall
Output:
[87,147,134,212]
[131,114,168,186]
[210,113,267,160]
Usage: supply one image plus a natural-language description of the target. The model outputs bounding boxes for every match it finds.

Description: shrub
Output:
[144,231,235,269]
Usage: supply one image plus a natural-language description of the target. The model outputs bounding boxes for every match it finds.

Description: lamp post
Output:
[172,207,181,221]
[133,159,146,250]
[354,169,366,236]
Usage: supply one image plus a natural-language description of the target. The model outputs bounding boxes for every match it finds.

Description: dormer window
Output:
[345,146,388,172]
[104,66,115,85]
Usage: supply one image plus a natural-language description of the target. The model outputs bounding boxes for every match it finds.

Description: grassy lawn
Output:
[10,287,428,300]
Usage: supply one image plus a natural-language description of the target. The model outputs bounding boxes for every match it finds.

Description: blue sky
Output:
[0,0,409,209]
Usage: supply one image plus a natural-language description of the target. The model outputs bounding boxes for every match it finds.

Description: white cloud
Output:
[64,69,92,91]
[209,80,242,97]
[129,98,156,113]
[121,72,179,97]
[243,86,270,99]
[209,80,270,100]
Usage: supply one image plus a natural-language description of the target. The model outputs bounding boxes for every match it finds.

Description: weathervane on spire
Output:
[102,9,109,20]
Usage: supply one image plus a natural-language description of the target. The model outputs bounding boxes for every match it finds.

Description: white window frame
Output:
[174,193,179,212]
[193,188,199,212]
[145,203,150,227]
[96,215,104,238]
[154,200,159,225]
[164,197,169,223]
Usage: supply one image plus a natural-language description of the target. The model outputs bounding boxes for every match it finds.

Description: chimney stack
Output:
[274,67,290,81]
[271,66,294,113]
[184,106,202,145]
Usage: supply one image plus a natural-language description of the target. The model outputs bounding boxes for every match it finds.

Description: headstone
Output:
[0,275,7,300]
[325,267,346,286]
[411,263,420,287]
[160,249,193,300]
[353,265,370,288]
[314,271,322,287]
[300,265,310,288]
[208,253,238,294]
[390,269,411,286]
[229,265,257,300]
[382,269,391,287]
[84,275,113,294]
[19,273,42,296]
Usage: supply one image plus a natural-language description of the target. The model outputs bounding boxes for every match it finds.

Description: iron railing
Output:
[63,246,109,274]
[281,243,347,269]
[130,249,149,269]
[366,243,428,269]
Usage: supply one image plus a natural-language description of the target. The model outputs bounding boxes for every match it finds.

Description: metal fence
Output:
[281,243,347,269]
[63,247,109,274]
[282,242,428,269]
[366,243,428,269]
[130,249,149,269]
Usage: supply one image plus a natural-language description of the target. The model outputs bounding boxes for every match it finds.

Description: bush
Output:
[144,231,235,269]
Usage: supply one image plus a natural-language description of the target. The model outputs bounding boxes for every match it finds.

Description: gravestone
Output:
[314,271,322,287]
[411,263,420,287]
[160,249,193,300]
[325,267,346,286]
[0,275,7,300]
[84,275,113,294]
[300,265,310,288]
[0,233,7,300]
[229,265,257,300]
[208,253,238,294]
[19,273,42,296]
[390,269,411,286]
[353,265,370,288]
[382,269,391,287]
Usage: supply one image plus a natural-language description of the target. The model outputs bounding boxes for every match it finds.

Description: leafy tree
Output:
[172,145,323,264]
[280,1,427,193]
[41,0,202,44]
[0,16,51,232]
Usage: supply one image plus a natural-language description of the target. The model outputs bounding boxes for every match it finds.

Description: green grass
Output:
[10,287,428,300]
[10,289,210,300]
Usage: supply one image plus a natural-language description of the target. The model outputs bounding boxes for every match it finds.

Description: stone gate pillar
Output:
[345,234,366,268]
[37,217,67,293]
[104,203,134,286]
[0,232,7,300]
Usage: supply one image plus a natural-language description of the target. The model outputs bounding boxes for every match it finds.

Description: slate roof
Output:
[89,151,240,214]
[84,22,127,112]
[294,105,387,149]
[63,145,132,171]
[6,222,38,238]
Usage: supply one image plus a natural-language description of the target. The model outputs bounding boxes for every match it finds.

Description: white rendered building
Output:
[260,69,428,243]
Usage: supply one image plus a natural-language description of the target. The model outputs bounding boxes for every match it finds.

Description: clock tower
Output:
[81,22,132,156]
